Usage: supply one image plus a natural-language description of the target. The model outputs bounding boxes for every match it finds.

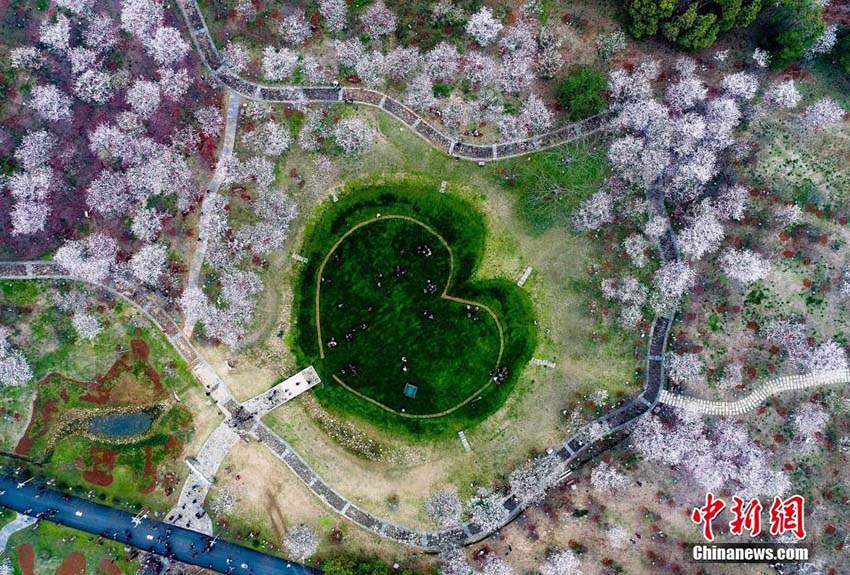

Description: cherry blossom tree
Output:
[55,233,118,284]
[262,47,299,81]
[15,130,55,171]
[74,69,114,105]
[793,403,828,447]
[497,53,535,95]
[361,1,397,39]
[404,74,436,110]
[279,13,312,45]
[800,97,845,131]
[425,488,463,528]
[713,184,749,221]
[539,549,582,575]
[72,312,102,341]
[334,118,374,155]
[40,14,71,52]
[195,106,223,138]
[623,234,649,268]
[146,26,189,66]
[242,121,291,157]
[536,27,563,79]
[222,42,250,75]
[87,170,130,216]
[0,328,33,387]
[129,242,167,286]
[28,85,72,121]
[440,96,469,132]
[763,79,801,109]
[131,207,163,242]
[752,48,771,68]
[651,261,695,312]
[667,352,705,386]
[126,79,161,119]
[319,0,348,33]
[10,201,51,235]
[677,201,725,261]
[590,461,630,490]
[332,38,364,69]
[466,487,509,533]
[600,276,647,328]
[440,549,473,575]
[55,0,94,16]
[302,55,330,84]
[355,51,387,87]
[721,72,759,101]
[158,67,190,101]
[460,52,498,89]
[10,47,44,69]
[423,42,460,83]
[763,319,811,371]
[466,7,502,46]
[805,340,848,373]
[120,0,163,40]
[573,190,614,231]
[283,525,318,562]
[385,47,421,82]
[234,188,298,255]
[84,14,118,52]
[481,554,512,575]
[520,94,553,136]
[631,412,791,498]
[719,249,771,286]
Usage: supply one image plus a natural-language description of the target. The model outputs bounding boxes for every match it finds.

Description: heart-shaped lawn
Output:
[292,180,536,434]
[317,215,503,416]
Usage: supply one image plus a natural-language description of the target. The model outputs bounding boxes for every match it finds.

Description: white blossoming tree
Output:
[334,118,375,155]
[0,329,33,387]
[466,7,502,46]
[283,525,319,562]
[361,1,397,39]
[720,249,771,286]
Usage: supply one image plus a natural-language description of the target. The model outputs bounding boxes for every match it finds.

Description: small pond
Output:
[87,411,153,438]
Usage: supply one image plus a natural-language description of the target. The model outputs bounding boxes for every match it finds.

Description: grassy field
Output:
[5,521,138,575]
[292,181,536,435]
[0,281,218,513]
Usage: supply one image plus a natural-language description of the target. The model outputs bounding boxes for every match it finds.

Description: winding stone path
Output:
[660,369,850,415]
[173,0,610,163]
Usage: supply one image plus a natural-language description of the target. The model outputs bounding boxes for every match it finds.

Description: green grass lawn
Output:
[291,178,536,436]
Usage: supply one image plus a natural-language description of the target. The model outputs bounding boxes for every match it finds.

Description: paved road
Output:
[0,475,315,575]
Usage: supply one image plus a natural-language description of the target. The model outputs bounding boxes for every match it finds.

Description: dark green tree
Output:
[625,0,763,49]
[625,0,677,38]
[760,0,825,69]
[555,66,607,121]
[663,5,720,49]
[717,0,763,32]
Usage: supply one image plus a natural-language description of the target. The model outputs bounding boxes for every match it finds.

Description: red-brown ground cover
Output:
[16,543,34,575]
[56,552,86,575]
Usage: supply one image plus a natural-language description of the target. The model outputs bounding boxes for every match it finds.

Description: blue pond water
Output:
[88,411,153,438]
